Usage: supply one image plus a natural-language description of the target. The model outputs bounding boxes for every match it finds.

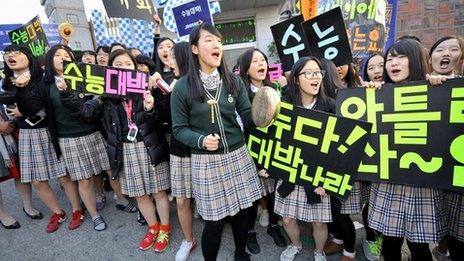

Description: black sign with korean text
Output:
[103,0,155,21]
[63,62,149,99]
[301,7,353,67]
[247,102,372,199]
[8,16,49,61]
[271,15,311,72]
[336,79,464,191]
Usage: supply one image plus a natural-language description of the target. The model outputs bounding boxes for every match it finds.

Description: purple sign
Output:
[172,0,213,38]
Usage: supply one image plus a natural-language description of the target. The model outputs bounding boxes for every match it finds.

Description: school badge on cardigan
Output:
[228,94,233,103]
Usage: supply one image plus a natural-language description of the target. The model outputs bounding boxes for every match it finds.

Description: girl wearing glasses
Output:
[275,56,333,261]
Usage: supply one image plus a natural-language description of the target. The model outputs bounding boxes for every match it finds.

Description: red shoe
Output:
[139,224,159,250]
[68,210,84,230]
[154,224,171,252]
[46,211,66,233]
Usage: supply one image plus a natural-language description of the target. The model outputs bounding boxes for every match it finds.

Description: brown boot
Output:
[324,240,344,255]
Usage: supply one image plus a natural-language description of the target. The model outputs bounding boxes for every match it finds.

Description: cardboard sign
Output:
[7,16,49,60]
[172,0,213,38]
[102,0,155,21]
[318,0,398,59]
[248,102,372,199]
[271,15,311,72]
[301,8,353,67]
[336,78,464,191]
[0,23,59,52]
[63,62,148,98]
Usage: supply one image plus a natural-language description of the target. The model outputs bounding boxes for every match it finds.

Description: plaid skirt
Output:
[19,128,67,183]
[368,182,447,243]
[446,191,464,242]
[59,131,110,181]
[274,180,332,223]
[340,181,363,214]
[191,145,261,221]
[170,155,192,198]
[120,141,170,197]
[360,181,371,206]
[259,177,275,196]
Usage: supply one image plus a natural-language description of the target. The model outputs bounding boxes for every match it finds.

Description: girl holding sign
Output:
[367,39,447,260]
[237,48,287,254]
[14,44,109,232]
[274,56,334,261]
[104,49,171,253]
[427,36,464,261]
[171,23,261,261]
[3,45,85,233]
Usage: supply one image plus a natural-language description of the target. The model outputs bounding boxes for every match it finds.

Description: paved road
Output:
[1,179,421,260]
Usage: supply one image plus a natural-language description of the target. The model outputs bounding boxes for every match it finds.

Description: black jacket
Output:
[60,91,169,179]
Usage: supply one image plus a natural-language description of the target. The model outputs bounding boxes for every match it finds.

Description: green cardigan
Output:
[171,75,254,154]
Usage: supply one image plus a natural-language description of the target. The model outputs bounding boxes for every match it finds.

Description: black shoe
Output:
[246,230,261,254]
[137,210,147,226]
[23,208,43,220]
[0,220,20,229]
[267,224,287,247]
[234,252,251,261]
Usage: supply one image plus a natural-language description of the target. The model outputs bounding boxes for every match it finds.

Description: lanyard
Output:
[122,99,134,126]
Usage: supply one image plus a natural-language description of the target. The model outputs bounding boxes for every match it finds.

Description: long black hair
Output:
[384,39,430,83]
[154,37,175,74]
[43,44,75,85]
[2,45,43,90]
[172,42,191,78]
[135,54,155,74]
[340,63,360,88]
[187,23,238,101]
[320,58,344,99]
[237,48,271,88]
[362,52,384,81]
[286,56,328,107]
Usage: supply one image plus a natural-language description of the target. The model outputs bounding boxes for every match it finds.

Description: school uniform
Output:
[99,95,170,198]
[15,80,111,182]
[274,95,334,223]
[368,183,447,243]
[6,78,67,183]
[446,191,464,242]
[169,137,192,198]
[171,71,261,221]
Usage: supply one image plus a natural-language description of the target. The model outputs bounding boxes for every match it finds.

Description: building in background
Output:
[41,0,94,50]
[38,0,463,62]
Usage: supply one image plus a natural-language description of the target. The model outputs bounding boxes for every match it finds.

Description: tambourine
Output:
[251,86,281,128]
[58,22,74,42]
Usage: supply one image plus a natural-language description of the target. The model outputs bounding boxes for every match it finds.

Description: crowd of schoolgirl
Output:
[0,15,463,261]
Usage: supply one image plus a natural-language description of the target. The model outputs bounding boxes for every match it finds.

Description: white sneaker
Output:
[175,239,196,261]
[362,238,380,261]
[280,244,302,261]
[259,209,269,227]
[314,251,327,261]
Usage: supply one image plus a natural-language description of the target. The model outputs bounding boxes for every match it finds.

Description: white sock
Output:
[332,238,344,245]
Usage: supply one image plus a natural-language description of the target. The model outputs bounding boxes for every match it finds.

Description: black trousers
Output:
[202,209,249,261]
[382,235,432,261]
[329,197,356,253]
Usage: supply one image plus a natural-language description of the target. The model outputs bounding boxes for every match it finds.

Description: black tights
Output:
[247,192,279,231]
[202,209,249,261]
[362,204,379,241]
[448,236,464,261]
[382,235,432,261]
[330,197,356,253]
